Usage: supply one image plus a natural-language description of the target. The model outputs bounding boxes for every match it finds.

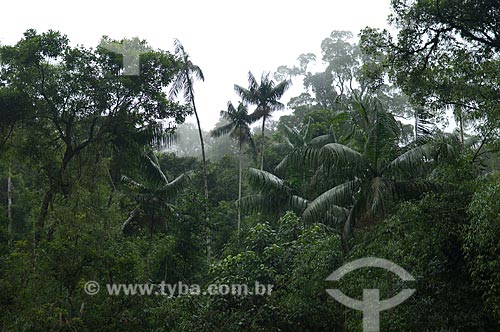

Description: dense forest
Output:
[0,1,499,331]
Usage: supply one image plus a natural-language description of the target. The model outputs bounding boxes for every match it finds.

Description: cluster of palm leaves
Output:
[121,150,190,236]
[210,101,255,233]
[233,72,292,170]
[242,95,455,251]
[210,72,291,233]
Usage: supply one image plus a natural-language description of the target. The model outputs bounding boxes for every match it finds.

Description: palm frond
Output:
[267,99,286,111]
[234,84,255,104]
[191,63,204,81]
[159,173,191,196]
[342,197,366,252]
[248,108,268,122]
[281,124,304,147]
[246,168,292,195]
[364,108,400,170]
[239,193,308,216]
[271,79,292,99]
[366,177,394,215]
[429,132,461,160]
[290,195,310,214]
[173,38,185,56]
[226,101,237,114]
[274,154,290,174]
[248,71,258,91]
[320,143,366,170]
[309,130,337,147]
[384,143,432,176]
[239,194,277,215]
[210,122,234,138]
[142,151,169,185]
[300,146,325,170]
[169,39,203,103]
[302,179,360,223]
[121,175,146,190]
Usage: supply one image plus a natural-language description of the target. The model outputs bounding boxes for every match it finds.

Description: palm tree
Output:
[234,72,291,170]
[271,120,338,200]
[121,150,190,237]
[169,39,208,205]
[169,39,211,259]
[121,150,189,278]
[244,96,441,252]
[301,97,438,251]
[210,102,255,234]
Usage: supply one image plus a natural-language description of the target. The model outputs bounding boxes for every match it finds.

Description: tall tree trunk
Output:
[7,166,13,246]
[35,147,73,243]
[190,90,211,261]
[35,187,54,244]
[260,116,266,170]
[238,140,242,235]
[190,96,209,204]
[458,107,465,147]
[414,109,419,142]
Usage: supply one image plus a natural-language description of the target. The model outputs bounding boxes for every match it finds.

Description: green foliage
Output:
[235,71,291,170]
[341,193,498,331]
[151,212,344,332]
[360,0,500,135]
[1,22,499,332]
[121,149,190,235]
[0,182,143,331]
[463,175,500,323]
[208,155,239,204]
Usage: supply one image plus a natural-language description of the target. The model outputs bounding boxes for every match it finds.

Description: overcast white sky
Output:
[0,0,391,130]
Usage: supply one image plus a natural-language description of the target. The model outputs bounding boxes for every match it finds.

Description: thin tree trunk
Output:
[35,188,54,244]
[414,110,419,142]
[7,166,13,246]
[35,146,71,242]
[190,90,211,261]
[260,117,266,170]
[458,108,465,147]
[190,96,209,203]
[238,140,242,235]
